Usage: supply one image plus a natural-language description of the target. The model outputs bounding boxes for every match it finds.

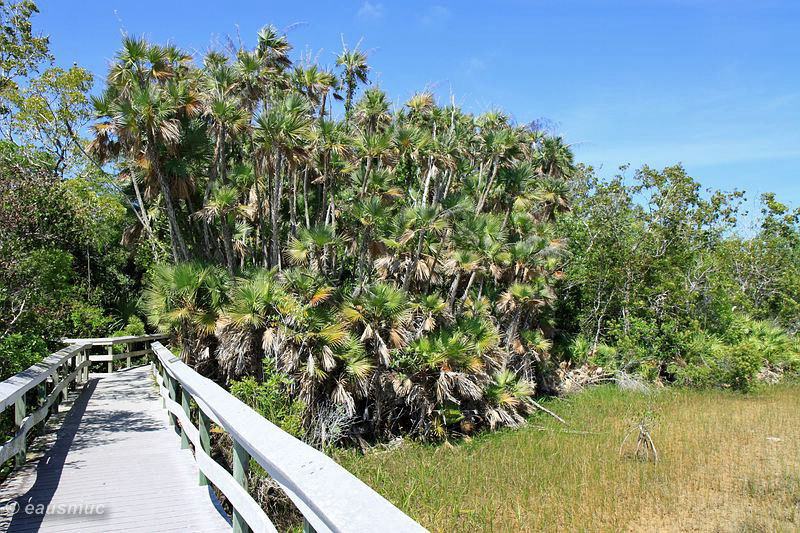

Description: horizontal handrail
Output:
[62,333,169,346]
[151,341,426,533]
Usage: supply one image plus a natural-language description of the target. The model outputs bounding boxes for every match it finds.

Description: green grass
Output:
[336,385,800,532]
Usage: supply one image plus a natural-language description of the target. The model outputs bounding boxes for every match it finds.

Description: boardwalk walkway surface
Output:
[0,365,231,533]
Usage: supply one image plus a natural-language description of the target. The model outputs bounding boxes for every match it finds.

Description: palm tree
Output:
[95,37,192,262]
[445,249,480,313]
[142,262,230,366]
[220,269,300,381]
[341,282,413,366]
[253,94,313,268]
[196,185,241,273]
[497,281,555,350]
[355,129,392,197]
[336,44,369,117]
[534,136,575,179]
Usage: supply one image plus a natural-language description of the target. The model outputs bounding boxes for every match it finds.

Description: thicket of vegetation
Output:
[1,1,798,446]
[0,1,143,383]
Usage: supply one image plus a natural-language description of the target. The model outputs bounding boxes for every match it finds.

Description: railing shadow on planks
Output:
[0,335,427,533]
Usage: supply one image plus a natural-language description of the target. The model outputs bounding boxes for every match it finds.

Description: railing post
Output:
[51,368,61,415]
[232,440,251,533]
[107,345,113,373]
[61,359,69,402]
[38,381,47,409]
[160,364,167,409]
[14,395,26,467]
[198,409,211,486]
[83,348,89,383]
[126,340,132,369]
[179,383,190,449]
[167,374,178,427]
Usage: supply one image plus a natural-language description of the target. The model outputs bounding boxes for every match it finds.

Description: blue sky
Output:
[37,0,799,204]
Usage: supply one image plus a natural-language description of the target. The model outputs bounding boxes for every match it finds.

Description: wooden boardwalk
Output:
[0,366,231,533]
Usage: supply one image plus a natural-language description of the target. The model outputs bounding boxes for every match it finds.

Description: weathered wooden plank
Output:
[153,341,427,533]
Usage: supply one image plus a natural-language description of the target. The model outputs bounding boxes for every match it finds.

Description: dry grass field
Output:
[336,385,800,532]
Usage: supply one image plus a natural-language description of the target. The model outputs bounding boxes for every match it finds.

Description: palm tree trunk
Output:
[271,153,283,269]
[290,169,298,236]
[457,270,477,314]
[403,232,425,291]
[476,156,499,213]
[421,164,435,207]
[222,215,235,274]
[447,271,461,312]
[147,136,188,262]
[303,166,311,229]
[506,307,523,349]
[252,154,269,266]
[360,156,373,198]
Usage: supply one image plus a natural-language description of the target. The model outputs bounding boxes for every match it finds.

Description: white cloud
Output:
[419,5,451,27]
[357,1,384,20]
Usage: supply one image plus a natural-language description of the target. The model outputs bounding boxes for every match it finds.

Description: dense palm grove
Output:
[2,2,799,449]
[88,31,575,439]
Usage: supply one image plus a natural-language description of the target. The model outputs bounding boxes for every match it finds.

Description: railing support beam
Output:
[107,345,113,373]
[179,383,190,449]
[167,375,178,427]
[198,409,211,486]
[14,395,26,467]
[232,440,250,533]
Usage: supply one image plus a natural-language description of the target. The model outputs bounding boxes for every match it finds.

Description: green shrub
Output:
[671,327,768,391]
[230,359,305,438]
[68,302,114,338]
[0,333,48,381]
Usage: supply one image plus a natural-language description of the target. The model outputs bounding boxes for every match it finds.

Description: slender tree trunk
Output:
[506,307,523,349]
[476,156,499,213]
[221,214,235,274]
[421,164,435,207]
[130,175,150,232]
[290,169,298,236]
[447,271,461,312]
[303,166,311,229]
[147,136,187,262]
[271,153,283,269]
[360,156,373,198]
[457,270,477,314]
[403,232,425,291]
[252,155,269,267]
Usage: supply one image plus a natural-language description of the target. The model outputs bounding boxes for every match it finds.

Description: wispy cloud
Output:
[464,56,486,75]
[419,5,451,27]
[357,1,384,20]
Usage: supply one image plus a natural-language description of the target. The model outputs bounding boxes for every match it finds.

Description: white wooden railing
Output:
[0,334,169,469]
[0,343,90,467]
[62,334,169,372]
[151,341,426,533]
